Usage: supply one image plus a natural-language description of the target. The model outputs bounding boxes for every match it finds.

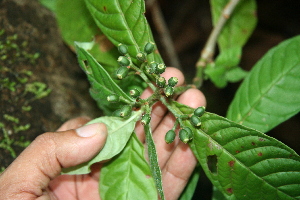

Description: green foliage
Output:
[206,0,256,87]
[84,0,163,65]
[53,0,300,199]
[76,43,135,114]
[63,111,141,175]
[227,36,300,133]
[100,134,157,199]
[190,112,300,199]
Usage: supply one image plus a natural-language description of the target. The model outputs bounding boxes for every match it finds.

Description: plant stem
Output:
[193,0,240,88]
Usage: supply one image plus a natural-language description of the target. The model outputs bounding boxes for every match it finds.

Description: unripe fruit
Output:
[117,56,130,66]
[107,94,119,103]
[164,86,174,97]
[129,88,141,98]
[165,130,176,144]
[146,62,157,74]
[156,63,166,74]
[118,43,128,55]
[120,105,132,118]
[179,129,190,143]
[168,77,178,87]
[116,66,129,79]
[141,114,151,125]
[190,115,202,127]
[156,77,166,88]
[144,42,155,54]
[194,106,205,117]
[136,52,147,62]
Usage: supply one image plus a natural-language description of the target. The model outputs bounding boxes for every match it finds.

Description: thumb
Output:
[0,122,107,198]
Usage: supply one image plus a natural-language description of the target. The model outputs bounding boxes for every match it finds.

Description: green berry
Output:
[129,88,141,98]
[168,77,178,87]
[107,94,119,103]
[183,127,193,141]
[146,62,157,74]
[141,114,151,125]
[144,42,155,54]
[118,43,128,55]
[164,86,174,97]
[156,77,166,88]
[117,56,130,66]
[165,130,176,144]
[194,106,206,117]
[190,115,202,127]
[179,129,190,144]
[156,63,166,74]
[136,52,147,62]
[120,105,132,118]
[116,66,129,79]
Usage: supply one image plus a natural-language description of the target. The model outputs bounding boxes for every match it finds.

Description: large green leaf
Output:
[100,133,157,199]
[56,0,120,75]
[189,112,300,199]
[227,35,300,132]
[62,111,142,175]
[76,43,135,114]
[84,0,163,65]
[144,124,165,200]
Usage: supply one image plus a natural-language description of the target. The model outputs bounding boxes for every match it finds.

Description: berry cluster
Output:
[165,106,206,144]
[106,42,205,144]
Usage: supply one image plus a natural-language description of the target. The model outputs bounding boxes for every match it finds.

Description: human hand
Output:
[0,67,206,200]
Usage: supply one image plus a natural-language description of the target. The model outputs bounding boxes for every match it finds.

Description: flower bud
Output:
[120,105,132,118]
[190,115,202,127]
[118,43,128,55]
[168,77,178,87]
[165,130,176,144]
[179,129,190,144]
[156,63,166,74]
[117,56,130,66]
[141,114,151,125]
[116,66,129,79]
[129,88,141,98]
[136,51,147,62]
[144,42,155,54]
[164,86,174,97]
[107,94,119,103]
[156,77,166,88]
[194,106,206,117]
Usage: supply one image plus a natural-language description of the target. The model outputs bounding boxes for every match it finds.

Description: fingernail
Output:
[76,123,103,138]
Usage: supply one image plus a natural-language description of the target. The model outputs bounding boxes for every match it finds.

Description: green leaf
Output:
[210,0,257,51]
[56,0,120,75]
[179,168,200,200]
[144,124,165,200]
[39,0,56,12]
[76,43,135,114]
[190,112,300,199]
[62,111,142,175]
[84,0,163,65]
[100,133,157,199]
[227,35,300,132]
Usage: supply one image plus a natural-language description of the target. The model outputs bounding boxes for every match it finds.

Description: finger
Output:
[135,67,185,142]
[0,123,107,199]
[162,143,198,200]
[57,116,92,131]
[153,88,206,168]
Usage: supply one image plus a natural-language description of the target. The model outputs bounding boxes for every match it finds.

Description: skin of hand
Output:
[0,67,206,200]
